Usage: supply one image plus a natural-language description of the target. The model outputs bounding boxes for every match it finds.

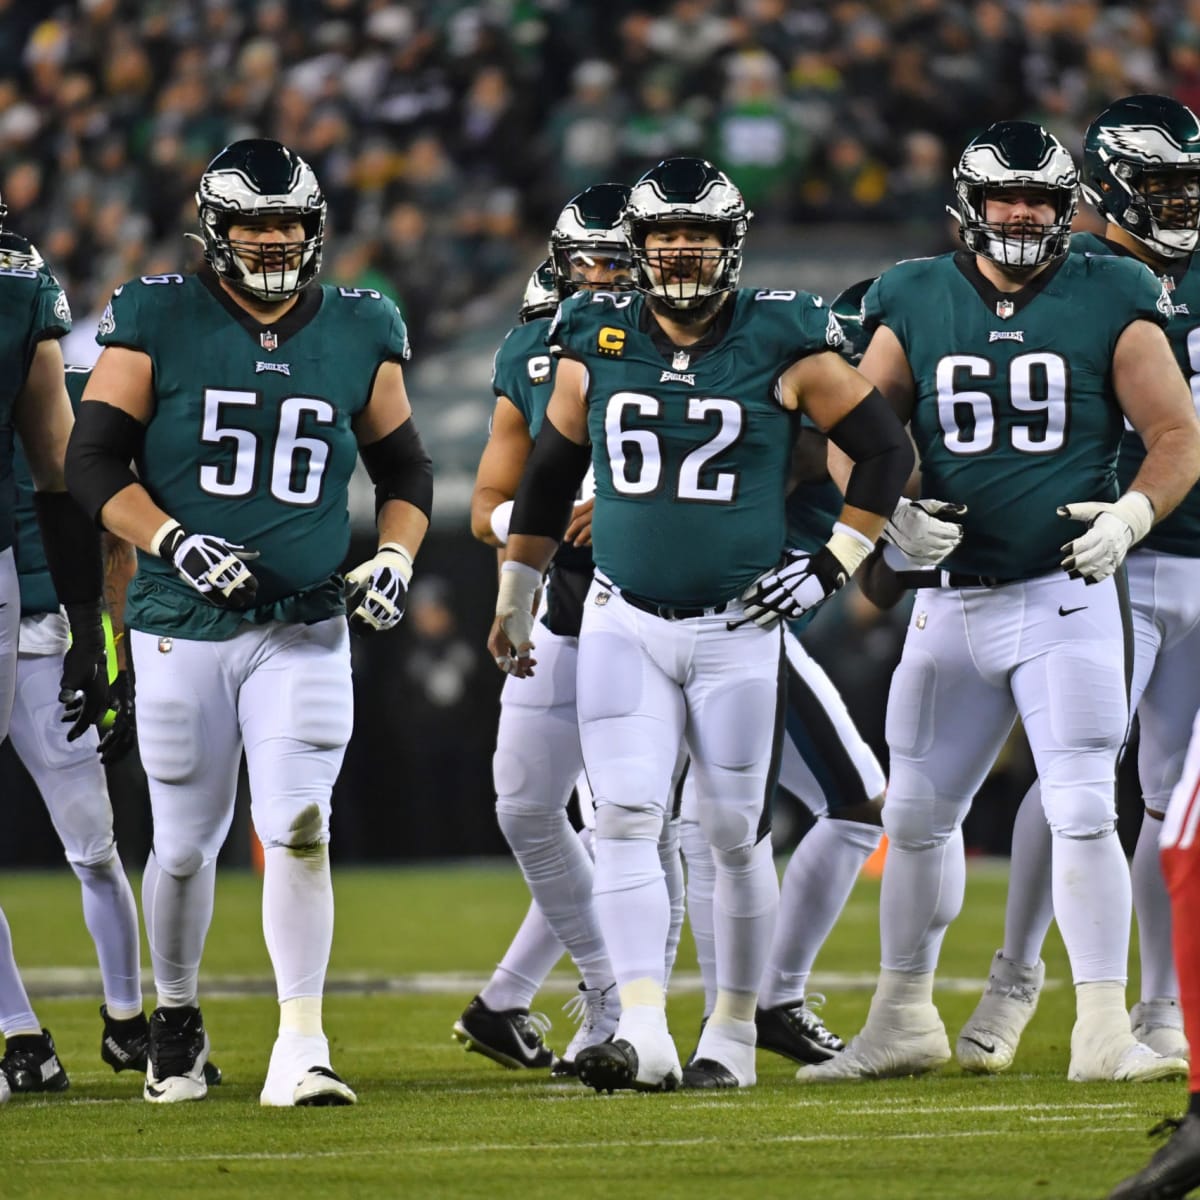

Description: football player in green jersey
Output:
[65,140,432,1107]
[491,158,913,1092]
[454,187,637,1076]
[0,207,114,1105]
[800,122,1200,1086]
[962,96,1200,1086]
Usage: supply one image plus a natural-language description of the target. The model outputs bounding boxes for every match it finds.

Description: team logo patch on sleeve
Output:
[53,290,71,322]
[98,303,115,336]
[597,327,625,356]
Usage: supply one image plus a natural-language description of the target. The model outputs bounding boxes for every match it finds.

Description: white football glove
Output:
[1058,492,1154,584]
[493,560,540,673]
[152,519,259,609]
[740,523,874,630]
[882,498,968,567]
[344,543,414,634]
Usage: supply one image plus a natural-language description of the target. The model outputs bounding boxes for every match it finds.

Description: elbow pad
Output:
[65,401,145,524]
[827,389,914,517]
[510,420,591,540]
[359,419,434,520]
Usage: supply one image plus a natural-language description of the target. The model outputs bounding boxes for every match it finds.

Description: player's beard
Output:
[647,289,727,326]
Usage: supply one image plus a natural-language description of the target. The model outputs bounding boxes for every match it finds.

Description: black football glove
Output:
[739,545,850,630]
[156,520,260,609]
[97,670,136,765]
[60,602,111,741]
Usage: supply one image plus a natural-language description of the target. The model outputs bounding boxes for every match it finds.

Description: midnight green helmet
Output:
[518,257,559,323]
[1083,94,1200,260]
[951,121,1078,268]
[548,183,632,296]
[623,157,751,310]
[830,277,876,366]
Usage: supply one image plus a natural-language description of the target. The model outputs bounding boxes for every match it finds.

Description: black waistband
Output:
[894,569,1022,590]
[616,588,731,620]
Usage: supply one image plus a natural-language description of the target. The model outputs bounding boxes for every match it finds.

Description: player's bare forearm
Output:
[14,340,72,491]
[102,532,135,669]
[98,483,175,553]
[505,533,558,576]
[1128,420,1200,521]
[377,497,429,561]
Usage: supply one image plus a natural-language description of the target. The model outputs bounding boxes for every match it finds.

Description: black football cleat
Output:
[576,1039,680,1094]
[1108,1113,1200,1199]
[755,997,845,1065]
[452,996,555,1070]
[682,1057,740,1089]
[1,1028,70,1093]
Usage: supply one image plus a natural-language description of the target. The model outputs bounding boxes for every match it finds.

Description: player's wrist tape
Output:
[374,542,414,586]
[1112,491,1155,544]
[150,518,185,560]
[497,560,541,616]
[489,500,514,545]
[827,522,875,577]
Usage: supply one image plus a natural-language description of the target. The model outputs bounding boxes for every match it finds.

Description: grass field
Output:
[0,860,1184,1199]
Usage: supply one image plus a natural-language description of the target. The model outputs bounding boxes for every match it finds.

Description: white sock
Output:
[712,838,779,995]
[592,834,669,989]
[0,906,38,1035]
[144,851,215,1008]
[660,817,685,985]
[1053,831,1131,983]
[679,818,717,1017]
[1002,783,1055,967]
[262,843,333,1001]
[880,830,965,974]
[481,903,563,1012]
[73,849,142,1014]
[1132,812,1177,1001]
[497,808,612,988]
[759,818,880,1009]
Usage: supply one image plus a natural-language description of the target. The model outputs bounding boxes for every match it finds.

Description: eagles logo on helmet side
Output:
[623,157,751,314]
[0,230,46,272]
[195,138,326,302]
[548,183,632,297]
[519,258,560,324]
[950,121,1079,269]
[1083,93,1200,260]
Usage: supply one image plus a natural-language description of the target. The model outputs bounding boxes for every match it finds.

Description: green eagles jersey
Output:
[492,317,556,437]
[865,251,1169,580]
[1071,231,1200,557]
[96,270,410,639]
[14,366,88,615]
[551,287,840,607]
[0,259,71,554]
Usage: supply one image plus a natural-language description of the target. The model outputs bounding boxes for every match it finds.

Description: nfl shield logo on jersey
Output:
[672,350,691,370]
[995,300,1015,320]
[260,329,278,351]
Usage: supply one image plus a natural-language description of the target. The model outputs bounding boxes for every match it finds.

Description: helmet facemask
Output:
[519,258,560,323]
[1092,163,1200,258]
[955,181,1077,268]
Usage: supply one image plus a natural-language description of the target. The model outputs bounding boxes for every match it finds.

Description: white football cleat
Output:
[260,1032,356,1107]
[1131,998,1190,1062]
[797,1003,950,1082]
[956,950,1044,1074]
[1068,1018,1189,1082]
[0,1071,10,1105]
[553,982,620,1078]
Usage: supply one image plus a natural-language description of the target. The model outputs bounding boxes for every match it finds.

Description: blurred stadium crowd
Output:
[4,0,1200,362]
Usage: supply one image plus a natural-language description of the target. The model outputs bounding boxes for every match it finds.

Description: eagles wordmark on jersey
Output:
[864,249,1170,580]
[550,285,841,608]
[96,270,409,639]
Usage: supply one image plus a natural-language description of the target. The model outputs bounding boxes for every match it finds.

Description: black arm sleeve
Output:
[64,401,146,524]
[32,491,103,605]
[510,419,591,541]
[826,388,914,517]
[359,418,433,520]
